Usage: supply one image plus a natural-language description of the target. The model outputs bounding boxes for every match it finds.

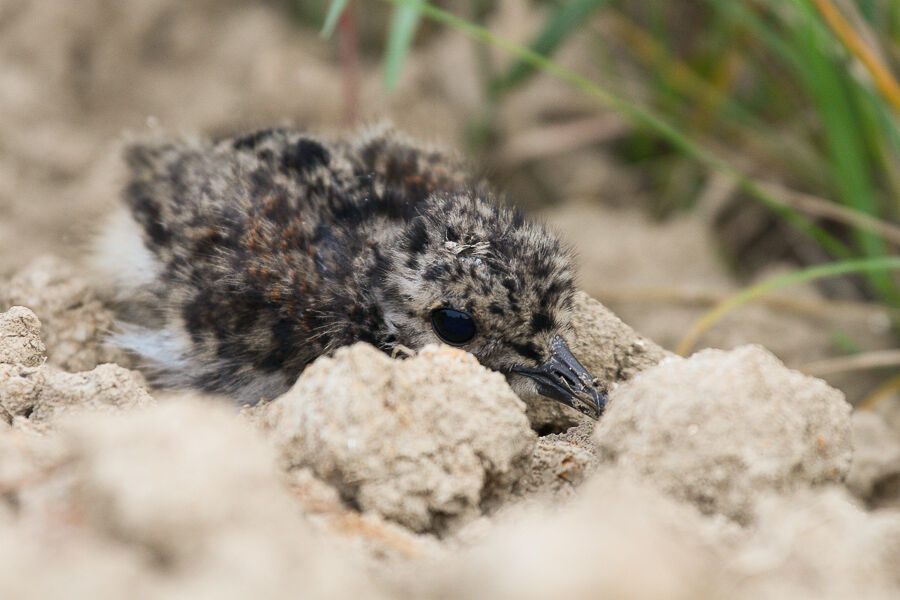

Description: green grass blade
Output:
[865,90,900,208]
[789,1,900,305]
[383,1,427,91]
[320,0,350,38]
[380,0,853,259]
[677,256,900,355]
[608,9,827,187]
[491,0,612,95]
[702,0,806,75]
[698,0,900,305]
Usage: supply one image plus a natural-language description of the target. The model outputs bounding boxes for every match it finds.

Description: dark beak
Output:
[513,336,607,420]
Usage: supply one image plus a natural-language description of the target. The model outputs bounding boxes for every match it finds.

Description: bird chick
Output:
[94,126,606,418]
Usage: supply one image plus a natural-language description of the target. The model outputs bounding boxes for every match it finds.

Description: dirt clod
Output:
[425,471,725,600]
[266,342,536,534]
[0,305,152,423]
[0,364,46,419]
[847,410,900,510]
[594,345,853,523]
[570,291,672,384]
[515,422,598,498]
[30,363,153,423]
[730,488,900,599]
[1,256,131,372]
[0,400,382,599]
[0,306,45,367]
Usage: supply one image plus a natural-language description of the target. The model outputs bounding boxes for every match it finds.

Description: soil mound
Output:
[1,267,899,599]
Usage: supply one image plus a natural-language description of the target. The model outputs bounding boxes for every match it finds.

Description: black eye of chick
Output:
[430,308,478,346]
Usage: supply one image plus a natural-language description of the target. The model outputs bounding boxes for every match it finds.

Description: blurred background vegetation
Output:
[286,0,900,402]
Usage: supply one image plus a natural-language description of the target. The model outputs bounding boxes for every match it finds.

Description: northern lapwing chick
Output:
[94,126,607,418]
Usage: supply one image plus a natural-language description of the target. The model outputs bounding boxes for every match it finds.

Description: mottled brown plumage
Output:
[95,125,606,417]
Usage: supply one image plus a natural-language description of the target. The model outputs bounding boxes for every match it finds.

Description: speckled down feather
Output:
[96,126,584,405]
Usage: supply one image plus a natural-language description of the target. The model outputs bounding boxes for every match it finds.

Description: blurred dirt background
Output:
[2,1,900,598]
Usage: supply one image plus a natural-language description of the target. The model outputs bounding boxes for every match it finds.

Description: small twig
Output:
[800,350,900,377]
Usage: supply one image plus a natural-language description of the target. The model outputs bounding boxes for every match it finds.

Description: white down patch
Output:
[90,207,161,300]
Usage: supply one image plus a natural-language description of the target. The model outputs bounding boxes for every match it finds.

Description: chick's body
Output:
[98,126,604,416]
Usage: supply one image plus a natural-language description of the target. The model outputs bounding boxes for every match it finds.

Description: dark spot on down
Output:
[512,341,543,363]
[281,139,330,174]
[126,181,171,246]
[249,169,274,197]
[330,193,412,228]
[259,319,295,371]
[423,263,448,281]
[182,294,208,344]
[533,260,552,280]
[381,283,402,304]
[406,218,430,254]
[531,312,553,333]
[262,193,292,223]
[540,280,569,307]
[372,249,391,275]
[190,229,224,257]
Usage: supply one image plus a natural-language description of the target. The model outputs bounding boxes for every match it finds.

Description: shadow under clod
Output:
[1,256,900,599]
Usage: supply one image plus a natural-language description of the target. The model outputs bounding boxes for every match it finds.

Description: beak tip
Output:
[514,335,607,420]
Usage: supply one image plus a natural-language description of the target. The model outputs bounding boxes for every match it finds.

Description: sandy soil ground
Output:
[2,280,899,598]
[2,1,900,597]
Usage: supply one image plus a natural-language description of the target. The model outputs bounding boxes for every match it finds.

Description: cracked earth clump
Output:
[0,306,152,426]
[1,256,131,372]
[266,342,536,534]
[0,306,46,367]
[594,345,853,523]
